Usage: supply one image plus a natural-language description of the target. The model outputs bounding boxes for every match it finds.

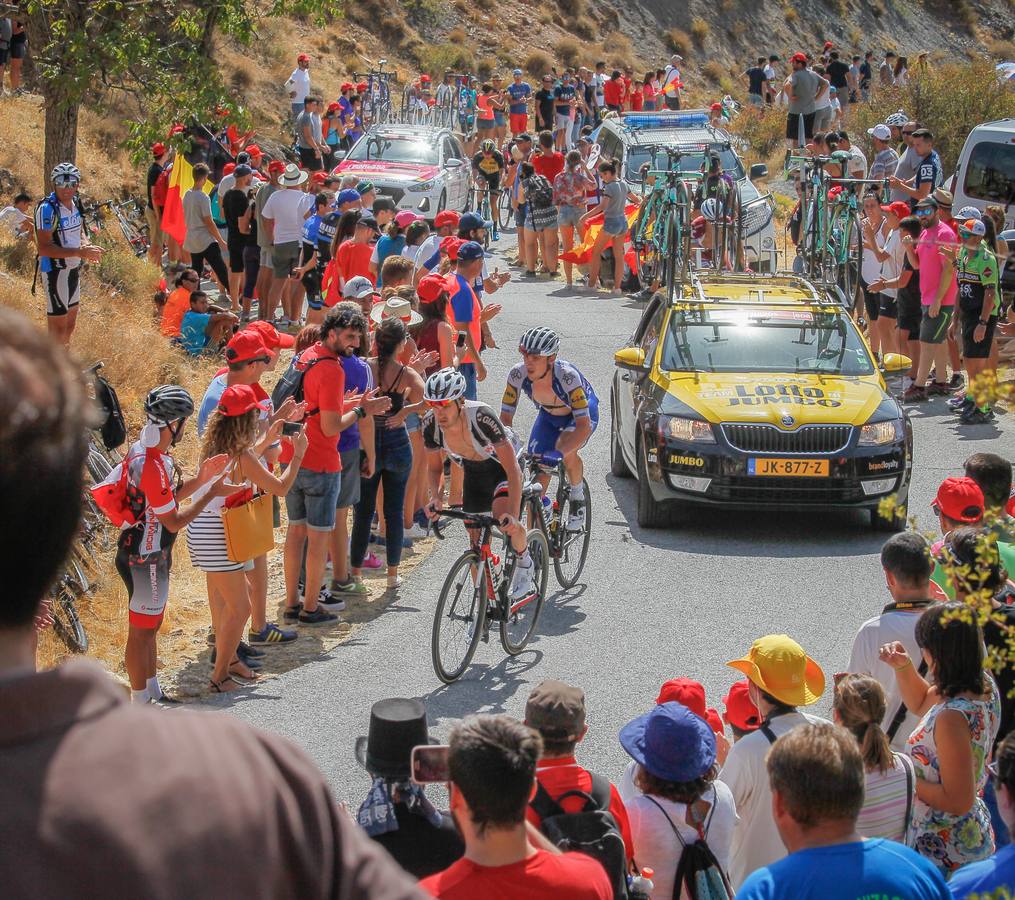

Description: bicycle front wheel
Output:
[432,551,486,683]
[497,190,512,230]
[841,212,862,304]
[500,529,549,655]
[50,589,88,654]
[553,479,591,588]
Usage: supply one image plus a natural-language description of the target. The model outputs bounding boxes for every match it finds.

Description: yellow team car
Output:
[610,274,913,529]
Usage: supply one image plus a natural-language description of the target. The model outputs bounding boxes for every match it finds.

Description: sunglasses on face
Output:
[426,398,455,408]
[915,208,933,217]
[53,177,80,188]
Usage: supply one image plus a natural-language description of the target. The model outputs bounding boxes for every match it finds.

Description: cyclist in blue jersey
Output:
[500,327,598,531]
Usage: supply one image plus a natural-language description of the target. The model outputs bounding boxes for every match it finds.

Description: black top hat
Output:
[354,698,435,779]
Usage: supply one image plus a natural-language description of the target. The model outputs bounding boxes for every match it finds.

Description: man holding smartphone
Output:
[419,714,612,898]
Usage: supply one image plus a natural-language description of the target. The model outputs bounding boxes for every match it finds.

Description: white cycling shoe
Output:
[509,559,535,601]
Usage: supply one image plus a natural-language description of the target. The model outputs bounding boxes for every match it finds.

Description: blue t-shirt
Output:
[738,839,949,900]
[34,193,83,273]
[197,373,228,436]
[948,844,1015,899]
[553,83,576,115]
[302,213,321,246]
[450,273,475,325]
[373,234,406,288]
[337,354,371,453]
[506,82,531,114]
[179,311,211,356]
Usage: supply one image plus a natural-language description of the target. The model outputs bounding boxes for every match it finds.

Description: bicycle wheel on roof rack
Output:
[839,210,863,306]
[663,206,679,304]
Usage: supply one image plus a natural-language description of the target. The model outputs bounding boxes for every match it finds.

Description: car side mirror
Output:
[446,158,463,167]
[750,163,768,180]
[332,150,347,162]
[881,352,912,374]
[614,347,647,371]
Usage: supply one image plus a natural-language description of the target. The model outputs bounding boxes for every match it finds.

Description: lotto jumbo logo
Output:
[728,384,843,408]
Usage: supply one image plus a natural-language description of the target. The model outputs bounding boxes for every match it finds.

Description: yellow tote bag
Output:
[220,460,275,562]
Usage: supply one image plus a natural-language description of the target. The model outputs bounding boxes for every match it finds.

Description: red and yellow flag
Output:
[161,155,212,246]
[559,204,640,265]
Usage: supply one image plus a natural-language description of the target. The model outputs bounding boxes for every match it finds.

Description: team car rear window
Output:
[963,140,1015,204]
[661,308,876,376]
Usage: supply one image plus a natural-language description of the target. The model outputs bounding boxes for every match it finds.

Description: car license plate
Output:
[747,458,829,477]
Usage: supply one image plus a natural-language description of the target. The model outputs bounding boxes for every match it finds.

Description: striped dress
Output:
[856,753,913,843]
[186,472,255,573]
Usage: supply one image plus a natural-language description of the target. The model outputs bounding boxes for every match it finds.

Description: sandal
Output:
[209,676,240,694]
[228,660,259,682]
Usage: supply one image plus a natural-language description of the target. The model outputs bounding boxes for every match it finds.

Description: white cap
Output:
[342,275,375,299]
[866,123,892,141]
[956,206,982,221]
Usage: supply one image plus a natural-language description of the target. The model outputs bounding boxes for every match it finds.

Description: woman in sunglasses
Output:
[159,268,201,339]
[421,368,533,602]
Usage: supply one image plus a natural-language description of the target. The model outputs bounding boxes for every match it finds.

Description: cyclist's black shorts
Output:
[476,172,502,194]
[462,457,509,514]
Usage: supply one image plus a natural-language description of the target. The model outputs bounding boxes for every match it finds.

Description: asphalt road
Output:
[217,249,1012,802]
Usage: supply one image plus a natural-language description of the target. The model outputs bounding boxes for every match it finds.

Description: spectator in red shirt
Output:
[332,214,380,299]
[532,131,565,182]
[523,680,636,864]
[603,70,625,112]
[421,714,612,900]
[281,306,388,626]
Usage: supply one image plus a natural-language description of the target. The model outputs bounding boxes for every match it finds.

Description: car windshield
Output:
[626,145,744,183]
[660,307,876,376]
[348,135,438,165]
[963,140,1015,204]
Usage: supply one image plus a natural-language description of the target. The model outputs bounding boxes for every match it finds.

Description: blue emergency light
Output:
[623,112,709,129]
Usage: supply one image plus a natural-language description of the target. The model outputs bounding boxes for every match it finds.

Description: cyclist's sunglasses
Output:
[426,398,456,408]
[53,175,80,188]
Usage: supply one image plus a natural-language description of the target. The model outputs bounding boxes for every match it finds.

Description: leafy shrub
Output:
[426,42,476,77]
[954,0,978,29]
[447,26,467,44]
[0,235,35,277]
[702,60,726,85]
[605,31,632,66]
[666,28,690,57]
[848,58,1015,171]
[556,38,583,70]
[558,0,586,16]
[524,50,554,79]
[573,19,595,41]
[95,241,160,300]
[690,16,709,45]
[729,105,788,164]
[785,6,798,23]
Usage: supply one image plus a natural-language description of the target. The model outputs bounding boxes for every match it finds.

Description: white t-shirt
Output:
[413,233,441,273]
[218,173,237,196]
[719,709,830,889]
[286,67,311,104]
[764,64,776,84]
[592,73,607,106]
[0,204,31,237]
[861,217,889,286]
[261,188,313,245]
[879,229,905,299]
[624,782,738,900]
[847,145,869,179]
[662,65,682,94]
[848,606,929,751]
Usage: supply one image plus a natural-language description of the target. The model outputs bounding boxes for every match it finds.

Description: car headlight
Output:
[859,420,900,446]
[408,178,436,193]
[664,416,716,443]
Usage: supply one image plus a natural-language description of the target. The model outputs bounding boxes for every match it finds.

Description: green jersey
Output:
[957,244,999,317]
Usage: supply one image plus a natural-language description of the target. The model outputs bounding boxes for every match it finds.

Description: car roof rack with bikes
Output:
[670,272,846,308]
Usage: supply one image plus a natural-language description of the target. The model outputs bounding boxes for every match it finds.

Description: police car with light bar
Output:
[594,110,777,270]
[610,273,914,529]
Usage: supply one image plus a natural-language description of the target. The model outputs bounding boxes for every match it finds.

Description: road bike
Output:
[467,179,501,244]
[521,452,592,589]
[80,198,150,258]
[431,504,549,683]
[355,58,393,127]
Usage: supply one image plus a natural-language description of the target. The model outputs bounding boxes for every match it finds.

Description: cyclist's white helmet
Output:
[144,384,194,425]
[481,138,496,152]
[884,110,908,127]
[51,162,81,186]
[424,367,467,402]
[519,326,560,357]
[700,198,720,222]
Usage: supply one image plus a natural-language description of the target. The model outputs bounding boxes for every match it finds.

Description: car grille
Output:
[376,187,405,205]
[721,424,852,454]
[707,477,865,504]
[740,197,773,237]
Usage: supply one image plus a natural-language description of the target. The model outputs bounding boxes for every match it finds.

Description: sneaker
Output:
[282,602,303,623]
[386,575,403,591]
[330,578,370,596]
[404,523,429,540]
[362,551,383,570]
[237,641,265,659]
[948,373,964,390]
[927,381,951,396]
[317,588,347,611]
[947,394,970,409]
[248,623,298,644]
[950,397,975,414]
[148,695,183,709]
[509,559,535,601]
[298,606,339,625]
[960,407,994,425]
[902,385,928,403]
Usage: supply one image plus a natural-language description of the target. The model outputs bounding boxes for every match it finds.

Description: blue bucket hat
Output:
[619,702,716,783]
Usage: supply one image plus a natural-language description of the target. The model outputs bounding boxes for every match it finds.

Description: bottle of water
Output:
[629,868,654,899]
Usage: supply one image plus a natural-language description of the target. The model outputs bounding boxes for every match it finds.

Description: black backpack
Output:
[527,174,554,209]
[93,371,127,451]
[530,774,629,899]
[271,349,325,419]
[645,793,733,900]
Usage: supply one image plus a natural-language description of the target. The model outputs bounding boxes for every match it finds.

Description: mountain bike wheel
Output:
[840,212,863,304]
[432,551,486,683]
[553,479,591,588]
[50,589,88,654]
[500,529,549,655]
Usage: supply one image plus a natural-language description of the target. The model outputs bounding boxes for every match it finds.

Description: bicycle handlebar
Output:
[431,508,504,540]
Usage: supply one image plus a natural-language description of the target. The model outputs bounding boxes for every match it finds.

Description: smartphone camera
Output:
[411,744,450,784]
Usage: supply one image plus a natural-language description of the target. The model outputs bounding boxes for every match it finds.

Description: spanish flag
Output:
[160,155,212,246]
[559,204,640,265]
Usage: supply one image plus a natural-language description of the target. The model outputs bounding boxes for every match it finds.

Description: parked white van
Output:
[951,118,1015,228]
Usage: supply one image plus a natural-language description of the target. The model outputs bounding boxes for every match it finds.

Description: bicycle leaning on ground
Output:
[430,500,550,684]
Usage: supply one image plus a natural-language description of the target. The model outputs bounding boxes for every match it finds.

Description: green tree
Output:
[23,0,341,178]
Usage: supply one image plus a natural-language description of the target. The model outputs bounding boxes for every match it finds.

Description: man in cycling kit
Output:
[471,139,506,238]
[103,385,231,704]
[423,368,534,601]
[34,162,104,346]
[500,328,598,531]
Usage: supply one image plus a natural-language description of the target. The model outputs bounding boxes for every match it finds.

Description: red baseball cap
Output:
[310,171,328,185]
[440,235,463,260]
[417,273,451,304]
[297,53,310,62]
[434,210,461,228]
[656,678,724,733]
[723,680,761,732]
[218,384,271,417]
[823,41,834,50]
[151,142,166,157]
[327,101,341,112]
[710,102,722,111]
[790,52,808,64]
[267,159,286,175]
[223,162,236,176]
[356,81,368,93]
[246,144,263,159]
[340,82,354,92]
[933,477,984,524]
[224,331,270,364]
[245,320,295,350]
[420,74,431,82]
[882,200,911,220]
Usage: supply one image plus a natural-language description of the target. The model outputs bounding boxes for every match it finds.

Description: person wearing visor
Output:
[34,162,104,346]
[422,368,534,601]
